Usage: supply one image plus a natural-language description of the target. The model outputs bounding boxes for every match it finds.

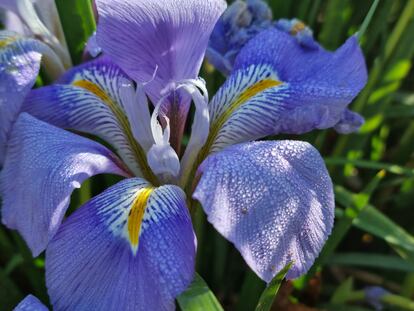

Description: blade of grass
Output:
[325,157,414,177]
[307,0,322,28]
[331,277,355,304]
[255,263,292,311]
[357,0,380,41]
[212,234,229,289]
[332,0,414,162]
[318,0,351,49]
[11,233,48,301]
[177,273,224,311]
[328,253,414,272]
[335,188,414,260]
[236,271,265,311]
[401,274,414,298]
[55,0,96,65]
[0,267,23,311]
[307,170,386,279]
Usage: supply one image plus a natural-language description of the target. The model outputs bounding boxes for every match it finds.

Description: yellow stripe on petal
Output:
[128,187,153,254]
[203,78,282,157]
[73,80,158,184]
[0,36,17,49]
[74,80,113,104]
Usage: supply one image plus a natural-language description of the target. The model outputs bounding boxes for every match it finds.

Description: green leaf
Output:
[335,187,414,261]
[307,171,385,280]
[328,253,414,272]
[321,304,373,311]
[0,267,23,310]
[55,0,96,65]
[355,206,414,261]
[255,262,292,311]
[325,158,414,177]
[177,273,224,311]
[331,277,354,304]
[236,271,265,311]
[357,0,380,41]
[4,254,24,275]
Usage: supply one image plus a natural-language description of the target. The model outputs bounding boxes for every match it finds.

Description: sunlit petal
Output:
[0,114,128,256]
[194,140,334,281]
[47,179,196,311]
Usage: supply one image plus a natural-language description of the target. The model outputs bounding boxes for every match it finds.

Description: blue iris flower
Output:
[13,295,48,311]
[0,0,71,69]
[0,0,367,309]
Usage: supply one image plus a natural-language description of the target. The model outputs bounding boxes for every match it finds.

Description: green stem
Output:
[192,202,206,272]
[343,290,414,310]
[384,0,414,61]
[308,0,322,28]
[381,294,414,310]
[55,0,96,65]
[357,0,380,42]
[402,274,414,298]
[344,290,366,303]
[325,157,414,177]
[236,271,265,311]
[79,179,92,206]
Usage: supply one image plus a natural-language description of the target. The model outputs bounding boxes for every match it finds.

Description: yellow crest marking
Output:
[73,80,158,184]
[128,187,153,252]
[290,21,306,35]
[203,78,283,156]
[0,37,17,49]
[73,80,112,104]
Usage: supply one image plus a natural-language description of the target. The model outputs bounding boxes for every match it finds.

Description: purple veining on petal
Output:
[0,113,127,256]
[194,140,334,281]
[46,178,196,311]
[207,29,367,152]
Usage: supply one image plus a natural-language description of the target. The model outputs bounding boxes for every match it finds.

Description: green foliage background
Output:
[1,0,414,310]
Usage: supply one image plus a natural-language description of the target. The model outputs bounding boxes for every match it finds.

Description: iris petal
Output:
[0,31,63,166]
[207,0,273,75]
[95,0,226,146]
[0,114,127,256]
[46,178,196,311]
[204,30,367,154]
[0,0,71,68]
[14,295,48,311]
[23,57,156,181]
[193,140,334,281]
[95,0,226,104]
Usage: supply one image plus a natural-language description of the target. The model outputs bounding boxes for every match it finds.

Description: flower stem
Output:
[357,0,380,42]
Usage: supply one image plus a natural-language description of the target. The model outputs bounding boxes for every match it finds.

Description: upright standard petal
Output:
[23,57,157,181]
[96,0,226,103]
[96,0,226,149]
[13,295,48,311]
[193,141,334,281]
[46,178,196,311]
[0,114,128,256]
[204,29,367,154]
